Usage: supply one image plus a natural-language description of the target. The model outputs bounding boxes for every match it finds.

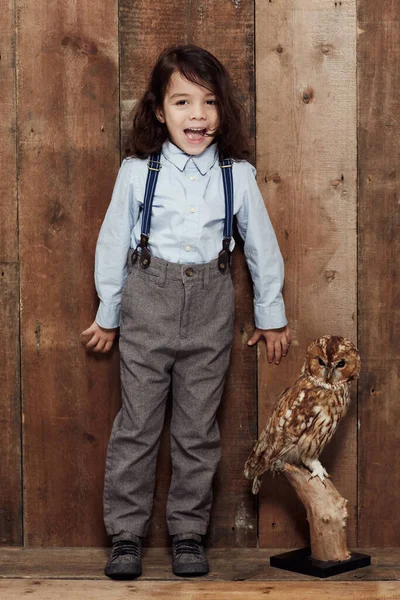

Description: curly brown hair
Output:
[126,45,249,160]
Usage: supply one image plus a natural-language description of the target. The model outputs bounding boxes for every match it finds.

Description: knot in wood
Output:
[320,44,334,55]
[324,270,336,283]
[302,88,314,104]
[322,514,331,524]
[62,35,98,55]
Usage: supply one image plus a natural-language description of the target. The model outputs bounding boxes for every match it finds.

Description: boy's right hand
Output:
[81,321,118,353]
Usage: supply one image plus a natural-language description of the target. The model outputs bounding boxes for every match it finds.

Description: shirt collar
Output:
[161,140,218,175]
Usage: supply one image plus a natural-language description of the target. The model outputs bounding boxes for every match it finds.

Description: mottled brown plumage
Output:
[244,335,361,494]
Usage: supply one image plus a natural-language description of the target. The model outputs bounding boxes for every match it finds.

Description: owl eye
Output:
[318,358,326,367]
[336,359,346,368]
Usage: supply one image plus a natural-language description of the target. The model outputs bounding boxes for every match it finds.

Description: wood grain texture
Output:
[1,546,396,581]
[357,2,400,546]
[0,0,22,545]
[0,0,17,262]
[2,580,400,600]
[17,0,120,545]
[119,0,256,547]
[0,265,21,546]
[256,0,358,547]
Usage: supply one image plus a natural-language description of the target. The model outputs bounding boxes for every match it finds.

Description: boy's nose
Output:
[190,105,206,120]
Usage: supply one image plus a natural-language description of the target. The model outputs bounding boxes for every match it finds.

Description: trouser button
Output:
[185,268,194,277]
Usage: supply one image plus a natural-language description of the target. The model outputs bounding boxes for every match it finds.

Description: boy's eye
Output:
[176,100,189,106]
[206,99,217,105]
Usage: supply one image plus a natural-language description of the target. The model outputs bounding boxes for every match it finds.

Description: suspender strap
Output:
[131,153,162,268]
[142,153,162,237]
[218,157,234,273]
[220,157,234,239]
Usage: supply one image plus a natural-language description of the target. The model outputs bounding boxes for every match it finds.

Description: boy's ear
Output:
[156,108,165,123]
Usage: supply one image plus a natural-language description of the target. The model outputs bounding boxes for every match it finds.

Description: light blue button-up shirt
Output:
[95,140,287,330]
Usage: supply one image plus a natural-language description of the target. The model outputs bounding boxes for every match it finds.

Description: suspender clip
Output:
[139,234,151,268]
[218,238,231,274]
[131,234,151,268]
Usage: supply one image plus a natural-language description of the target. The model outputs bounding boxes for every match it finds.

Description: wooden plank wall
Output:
[357,2,400,546]
[0,0,22,546]
[256,0,358,547]
[2,0,400,549]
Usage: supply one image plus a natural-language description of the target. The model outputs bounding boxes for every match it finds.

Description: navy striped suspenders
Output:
[218,157,234,273]
[131,153,162,268]
[132,152,234,273]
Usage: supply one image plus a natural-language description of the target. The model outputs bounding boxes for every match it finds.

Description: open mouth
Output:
[184,128,208,142]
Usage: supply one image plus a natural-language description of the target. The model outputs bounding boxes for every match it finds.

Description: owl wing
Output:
[244,384,309,479]
[268,385,338,468]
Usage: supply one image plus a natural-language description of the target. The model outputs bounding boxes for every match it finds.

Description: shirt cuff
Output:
[95,301,121,329]
[254,301,288,330]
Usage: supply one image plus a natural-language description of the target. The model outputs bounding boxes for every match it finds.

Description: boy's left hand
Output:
[247,325,291,365]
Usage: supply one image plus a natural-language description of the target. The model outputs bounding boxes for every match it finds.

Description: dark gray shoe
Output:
[172,533,209,577]
[104,537,142,579]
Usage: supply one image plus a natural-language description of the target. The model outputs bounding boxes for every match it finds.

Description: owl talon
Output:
[306,461,329,485]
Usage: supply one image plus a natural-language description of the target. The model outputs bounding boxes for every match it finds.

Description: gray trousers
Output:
[103,254,235,539]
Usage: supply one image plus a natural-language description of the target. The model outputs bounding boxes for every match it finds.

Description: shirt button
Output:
[189,175,196,181]
[185,245,191,252]
[190,207,196,213]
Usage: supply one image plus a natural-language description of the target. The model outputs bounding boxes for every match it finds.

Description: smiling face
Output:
[156,71,220,155]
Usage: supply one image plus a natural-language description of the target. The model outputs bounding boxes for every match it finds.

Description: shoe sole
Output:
[172,564,209,577]
[104,567,142,580]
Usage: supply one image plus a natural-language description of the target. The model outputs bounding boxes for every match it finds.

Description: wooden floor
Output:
[0,548,399,599]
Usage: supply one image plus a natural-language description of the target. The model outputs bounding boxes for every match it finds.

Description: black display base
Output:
[270,547,371,578]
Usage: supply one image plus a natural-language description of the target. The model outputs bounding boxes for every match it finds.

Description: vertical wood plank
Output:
[358,2,400,546]
[119,0,256,547]
[18,0,120,545]
[0,0,22,545]
[256,0,358,547]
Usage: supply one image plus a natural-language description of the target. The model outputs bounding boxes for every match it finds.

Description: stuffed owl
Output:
[244,335,360,494]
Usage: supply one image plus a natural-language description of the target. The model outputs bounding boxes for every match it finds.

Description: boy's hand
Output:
[81,321,118,353]
[247,325,291,365]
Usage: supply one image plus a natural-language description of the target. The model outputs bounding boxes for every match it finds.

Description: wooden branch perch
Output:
[283,464,351,562]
